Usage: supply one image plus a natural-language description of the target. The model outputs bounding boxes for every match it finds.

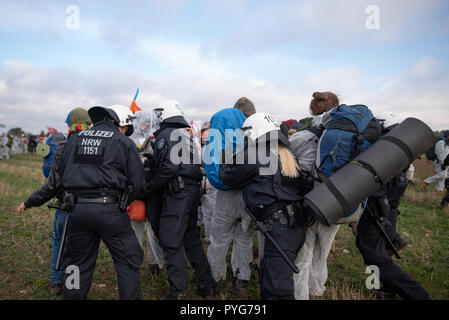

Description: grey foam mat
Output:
[304,118,435,225]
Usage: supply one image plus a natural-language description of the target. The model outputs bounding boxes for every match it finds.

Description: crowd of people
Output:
[0,132,42,160]
[12,92,448,300]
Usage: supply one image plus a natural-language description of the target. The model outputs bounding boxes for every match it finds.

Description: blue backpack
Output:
[42,133,66,178]
[204,108,246,190]
[316,104,381,217]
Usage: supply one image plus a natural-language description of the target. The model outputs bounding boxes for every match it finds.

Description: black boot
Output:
[227,277,249,299]
[162,292,187,300]
[196,283,217,299]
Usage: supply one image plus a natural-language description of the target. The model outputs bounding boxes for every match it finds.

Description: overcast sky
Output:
[1,0,449,134]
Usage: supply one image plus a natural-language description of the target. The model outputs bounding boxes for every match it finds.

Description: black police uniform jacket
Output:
[146,122,202,191]
[61,120,144,196]
[26,120,143,207]
[219,142,304,221]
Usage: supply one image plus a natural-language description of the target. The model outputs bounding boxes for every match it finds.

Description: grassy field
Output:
[0,154,448,300]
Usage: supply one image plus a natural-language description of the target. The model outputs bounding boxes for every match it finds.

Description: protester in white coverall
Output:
[20,136,28,154]
[0,133,10,160]
[423,131,449,193]
[11,136,20,155]
[205,97,256,299]
[118,108,165,270]
[289,91,340,300]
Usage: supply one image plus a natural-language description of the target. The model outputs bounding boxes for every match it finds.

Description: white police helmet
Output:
[153,100,189,127]
[108,105,135,127]
[242,112,289,146]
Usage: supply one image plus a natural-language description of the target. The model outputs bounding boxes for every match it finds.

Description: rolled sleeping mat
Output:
[304,117,435,226]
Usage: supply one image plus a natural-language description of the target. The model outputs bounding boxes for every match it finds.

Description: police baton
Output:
[244,207,299,274]
[47,202,68,271]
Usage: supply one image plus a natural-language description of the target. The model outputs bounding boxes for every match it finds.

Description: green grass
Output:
[0,154,448,300]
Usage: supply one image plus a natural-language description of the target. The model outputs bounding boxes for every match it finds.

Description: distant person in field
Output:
[16,108,92,296]
[435,154,449,210]
[423,130,449,193]
[0,133,10,160]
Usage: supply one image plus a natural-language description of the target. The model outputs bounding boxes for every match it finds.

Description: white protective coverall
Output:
[207,189,255,281]
[11,136,20,155]
[289,114,340,300]
[424,139,449,192]
[198,173,217,242]
[0,134,10,160]
[129,111,166,269]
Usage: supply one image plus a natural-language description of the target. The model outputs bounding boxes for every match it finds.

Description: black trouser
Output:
[147,189,163,238]
[384,208,401,245]
[356,209,431,300]
[159,184,216,296]
[62,202,143,300]
[259,214,306,300]
[385,179,407,245]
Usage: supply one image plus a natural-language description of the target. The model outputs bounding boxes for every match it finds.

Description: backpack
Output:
[204,108,246,190]
[316,104,381,219]
[289,122,324,174]
[38,133,66,178]
[425,137,447,162]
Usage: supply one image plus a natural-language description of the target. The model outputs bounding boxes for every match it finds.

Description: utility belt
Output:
[167,176,201,195]
[61,187,128,211]
[260,201,304,228]
[76,196,120,204]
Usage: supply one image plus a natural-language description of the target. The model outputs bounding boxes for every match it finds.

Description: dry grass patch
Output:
[0,163,45,181]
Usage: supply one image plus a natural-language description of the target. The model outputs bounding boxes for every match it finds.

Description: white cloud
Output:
[1,51,448,135]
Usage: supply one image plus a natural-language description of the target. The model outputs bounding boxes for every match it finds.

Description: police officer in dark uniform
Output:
[143,100,216,300]
[377,117,409,254]
[354,113,431,300]
[57,106,144,299]
[220,112,310,300]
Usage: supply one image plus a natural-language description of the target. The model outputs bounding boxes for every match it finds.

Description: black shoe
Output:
[227,277,249,300]
[196,284,217,299]
[162,292,187,300]
[49,283,63,296]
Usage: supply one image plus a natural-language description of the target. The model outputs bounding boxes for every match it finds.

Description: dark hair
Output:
[309,91,339,116]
